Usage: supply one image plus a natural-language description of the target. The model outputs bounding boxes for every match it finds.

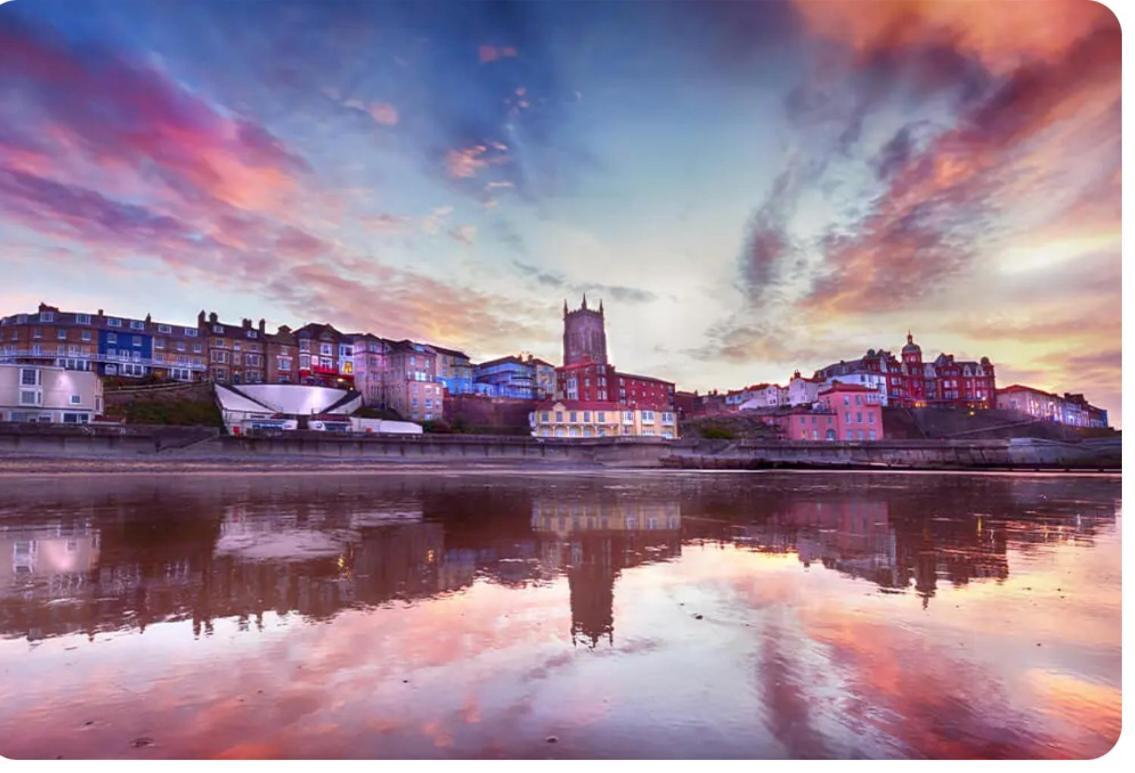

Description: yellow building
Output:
[529,400,678,439]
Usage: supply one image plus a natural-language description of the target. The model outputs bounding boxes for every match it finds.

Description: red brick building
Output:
[265,325,299,384]
[814,332,995,409]
[296,323,352,387]
[199,311,268,384]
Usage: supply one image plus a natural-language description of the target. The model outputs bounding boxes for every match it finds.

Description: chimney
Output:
[258,318,266,334]
[208,312,218,324]
[145,313,152,323]
[197,310,205,325]
[97,309,104,318]
[242,318,252,329]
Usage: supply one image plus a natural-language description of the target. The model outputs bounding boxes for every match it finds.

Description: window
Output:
[70,394,81,405]
[107,332,117,344]
[246,329,257,339]
[128,320,143,330]
[32,327,42,339]
[75,313,91,325]
[108,318,121,328]
[19,390,40,406]
[555,411,564,423]
[583,411,590,422]
[154,338,165,350]
[184,328,198,337]
[597,411,605,423]
[569,411,577,422]
[81,330,92,342]
[39,311,54,322]
[132,336,142,347]
[541,411,550,422]
[213,325,224,334]
[55,328,66,340]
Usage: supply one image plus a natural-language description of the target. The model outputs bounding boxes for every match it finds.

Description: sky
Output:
[0,0,1122,423]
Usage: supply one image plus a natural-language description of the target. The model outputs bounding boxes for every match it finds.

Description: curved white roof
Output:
[215,383,361,416]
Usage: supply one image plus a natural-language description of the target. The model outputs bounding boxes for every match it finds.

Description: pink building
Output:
[819,383,884,441]
[775,383,885,441]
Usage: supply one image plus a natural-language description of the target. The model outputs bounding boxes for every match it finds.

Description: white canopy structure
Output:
[215,383,363,435]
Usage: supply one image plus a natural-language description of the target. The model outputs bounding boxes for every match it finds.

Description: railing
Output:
[0,350,207,371]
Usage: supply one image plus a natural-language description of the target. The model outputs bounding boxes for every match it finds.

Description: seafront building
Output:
[813,332,995,409]
[0,362,104,424]
[198,311,269,385]
[996,384,1109,428]
[0,304,1113,434]
[529,400,678,439]
[0,303,207,381]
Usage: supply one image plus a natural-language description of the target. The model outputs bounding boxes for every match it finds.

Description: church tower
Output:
[562,294,608,366]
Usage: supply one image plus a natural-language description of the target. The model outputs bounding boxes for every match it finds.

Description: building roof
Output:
[216,383,362,416]
[476,355,527,369]
[617,371,674,386]
[535,399,623,411]
[295,322,345,340]
[429,344,470,359]
[820,382,878,393]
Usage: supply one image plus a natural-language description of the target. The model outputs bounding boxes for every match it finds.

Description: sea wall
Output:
[0,423,1120,469]
[667,436,1122,470]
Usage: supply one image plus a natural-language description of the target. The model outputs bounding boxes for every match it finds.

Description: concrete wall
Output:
[0,424,1120,469]
[668,437,1121,470]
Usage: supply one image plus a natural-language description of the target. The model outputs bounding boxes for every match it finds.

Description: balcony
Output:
[0,349,206,371]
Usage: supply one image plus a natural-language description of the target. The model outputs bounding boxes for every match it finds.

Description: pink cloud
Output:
[478,44,518,63]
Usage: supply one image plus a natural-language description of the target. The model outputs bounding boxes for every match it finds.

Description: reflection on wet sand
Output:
[0,475,1117,640]
[0,472,1120,759]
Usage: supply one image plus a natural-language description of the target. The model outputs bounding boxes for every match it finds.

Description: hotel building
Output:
[529,400,679,439]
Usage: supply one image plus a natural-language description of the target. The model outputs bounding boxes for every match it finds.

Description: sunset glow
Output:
[0,0,1121,422]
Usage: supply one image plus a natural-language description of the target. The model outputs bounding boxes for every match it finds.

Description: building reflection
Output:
[0,473,1118,641]
[532,497,681,646]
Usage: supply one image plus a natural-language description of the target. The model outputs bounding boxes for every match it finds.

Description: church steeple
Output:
[581,293,588,310]
[599,298,604,315]
[563,299,568,317]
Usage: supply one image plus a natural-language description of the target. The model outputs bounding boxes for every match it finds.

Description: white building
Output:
[0,363,103,424]
[787,371,824,406]
[823,372,888,406]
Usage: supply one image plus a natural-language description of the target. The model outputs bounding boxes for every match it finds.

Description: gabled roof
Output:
[476,355,527,369]
[429,344,470,359]
[295,322,345,340]
[535,399,623,411]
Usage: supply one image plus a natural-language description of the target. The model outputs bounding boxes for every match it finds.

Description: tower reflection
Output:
[531,497,681,646]
[0,473,1118,643]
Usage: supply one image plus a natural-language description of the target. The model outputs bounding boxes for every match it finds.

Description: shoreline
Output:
[0,455,1120,477]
